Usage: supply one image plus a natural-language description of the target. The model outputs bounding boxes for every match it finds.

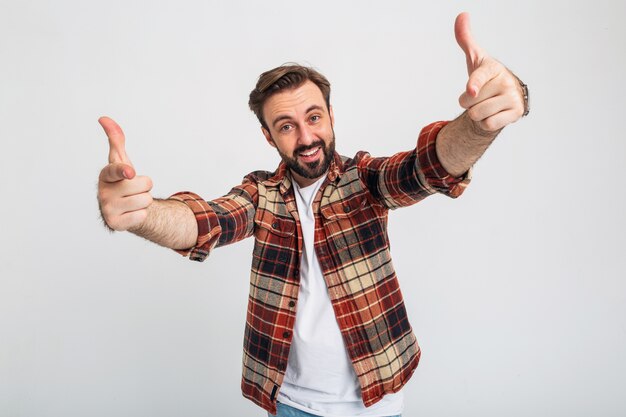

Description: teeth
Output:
[301,147,319,156]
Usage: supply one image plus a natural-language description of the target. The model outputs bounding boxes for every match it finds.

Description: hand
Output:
[97,116,153,231]
[455,12,526,133]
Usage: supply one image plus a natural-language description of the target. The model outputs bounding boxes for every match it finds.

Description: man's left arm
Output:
[436,12,528,177]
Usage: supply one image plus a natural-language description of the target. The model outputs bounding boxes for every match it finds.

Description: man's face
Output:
[261,80,335,187]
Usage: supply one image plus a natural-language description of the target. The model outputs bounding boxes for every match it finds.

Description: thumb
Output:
[455,12,485,75]
[455,12,488,97]
[98,116,132,166]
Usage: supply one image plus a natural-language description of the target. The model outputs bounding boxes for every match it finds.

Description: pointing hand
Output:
[97,117,153,231]
[454,12,526,132]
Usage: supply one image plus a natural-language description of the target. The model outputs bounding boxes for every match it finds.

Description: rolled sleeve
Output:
[168,191,222,262]
[168,177,258,262]
[416,121,472,198]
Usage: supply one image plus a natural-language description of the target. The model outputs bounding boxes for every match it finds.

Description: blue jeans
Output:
[268,401,401,417]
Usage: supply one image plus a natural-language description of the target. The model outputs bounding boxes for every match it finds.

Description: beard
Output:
[275,134,336,181]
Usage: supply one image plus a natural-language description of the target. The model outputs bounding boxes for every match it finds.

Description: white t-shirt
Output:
[277,176,403,417]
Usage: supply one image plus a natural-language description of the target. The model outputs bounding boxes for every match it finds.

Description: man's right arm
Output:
[97,116,197,250]
[128,199,197,250]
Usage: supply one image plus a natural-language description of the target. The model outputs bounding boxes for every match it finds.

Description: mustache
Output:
[294,141,325,155]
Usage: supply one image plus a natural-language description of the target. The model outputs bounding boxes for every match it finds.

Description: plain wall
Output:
[1,0,625,416]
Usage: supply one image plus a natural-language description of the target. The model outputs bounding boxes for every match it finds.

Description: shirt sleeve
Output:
[168,177,258,262]
[357,121,471,210]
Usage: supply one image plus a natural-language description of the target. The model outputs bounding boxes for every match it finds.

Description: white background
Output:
[1,0,625,416]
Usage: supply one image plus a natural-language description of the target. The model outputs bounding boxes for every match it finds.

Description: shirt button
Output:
[283,331,291,338]
[343,205,351,213]
[288,300,296,308]
[272,222,279,229]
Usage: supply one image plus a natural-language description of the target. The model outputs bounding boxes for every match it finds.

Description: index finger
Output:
[98,116,132,165]
[466,58,502,98]
[99,162,136,183]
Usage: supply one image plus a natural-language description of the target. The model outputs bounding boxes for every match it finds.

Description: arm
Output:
[357,121,470,210]
[359,13,526,206]
[435,111,497,177]
[97,116,197,250]
[128,199,197,250]
[436,12,526,177]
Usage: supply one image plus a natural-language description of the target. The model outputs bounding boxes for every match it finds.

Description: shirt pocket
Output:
[254,211,296,238]
[320,193,388,252]
[320,193,368,222]
[251,212,298,285]
[253,210,297,263]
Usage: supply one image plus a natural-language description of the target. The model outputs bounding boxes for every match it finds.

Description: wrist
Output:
[463,111,501,141]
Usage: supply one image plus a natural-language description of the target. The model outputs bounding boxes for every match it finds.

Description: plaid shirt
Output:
[170,121,470,414]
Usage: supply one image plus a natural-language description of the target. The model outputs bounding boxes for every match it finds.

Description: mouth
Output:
[298,146,322,163]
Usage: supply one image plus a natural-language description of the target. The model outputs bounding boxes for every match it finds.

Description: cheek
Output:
[320,123,334,136]
[272,140,295,157]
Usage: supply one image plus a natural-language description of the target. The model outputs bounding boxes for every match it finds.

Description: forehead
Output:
[262,80,326,124]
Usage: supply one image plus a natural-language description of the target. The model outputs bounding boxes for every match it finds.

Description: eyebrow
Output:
[271,105,325,128]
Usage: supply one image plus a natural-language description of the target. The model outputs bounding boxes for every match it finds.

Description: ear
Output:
[261,126,276,148]
[329,105,335,128]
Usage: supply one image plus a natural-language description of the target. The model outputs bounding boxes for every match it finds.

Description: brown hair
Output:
[248,63,331,129]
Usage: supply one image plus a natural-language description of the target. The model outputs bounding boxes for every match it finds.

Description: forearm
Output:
[438,12,526,178]
[129,198,198,250]
[435,111,500,177]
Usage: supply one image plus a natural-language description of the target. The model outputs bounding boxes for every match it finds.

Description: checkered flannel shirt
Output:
[170,121,470,414]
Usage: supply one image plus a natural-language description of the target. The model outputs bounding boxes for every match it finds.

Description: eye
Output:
[310,115,321,122]
[280,124,293,132]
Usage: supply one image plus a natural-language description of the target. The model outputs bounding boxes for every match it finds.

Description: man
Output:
[97,13,528,417]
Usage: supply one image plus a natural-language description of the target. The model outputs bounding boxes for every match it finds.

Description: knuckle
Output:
[467,107,480,121]
[111,221,127,232]
[134,175,153,192]
[483,118,499,132]
[507,89,525,113]
[97,187,109,205]
[98,166,110,181]
[100,204,114,220]
[98,183,120,204]
[97,187,107,203]
[506,86,519,99]
[459,93,470,109]
[470,73,483,86]
[501,75,516,90]
[101,211,123,231]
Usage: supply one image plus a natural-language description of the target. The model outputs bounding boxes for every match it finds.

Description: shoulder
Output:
[337,151,372,172]
[242,169,276,183]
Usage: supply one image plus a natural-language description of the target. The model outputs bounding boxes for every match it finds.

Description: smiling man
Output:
[97,13,528,417]
[256,73,336,187]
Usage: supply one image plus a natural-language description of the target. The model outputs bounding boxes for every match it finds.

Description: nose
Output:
[298,123,316,147]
